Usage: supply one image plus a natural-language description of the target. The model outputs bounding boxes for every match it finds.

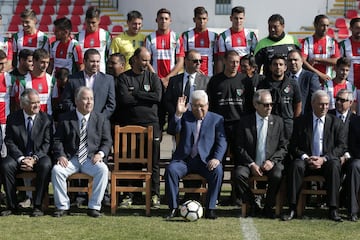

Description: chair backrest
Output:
[113,125,153,172]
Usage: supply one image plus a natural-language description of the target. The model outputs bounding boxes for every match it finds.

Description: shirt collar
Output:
[312,113,325,122]
[76,110,91,123]
[23,111,36,121]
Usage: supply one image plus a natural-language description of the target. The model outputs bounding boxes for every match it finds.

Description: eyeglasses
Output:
[335,97,349,103]
[257,102,273,108]
[188,59,203,64]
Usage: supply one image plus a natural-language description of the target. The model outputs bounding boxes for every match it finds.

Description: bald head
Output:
[132,47,151,73]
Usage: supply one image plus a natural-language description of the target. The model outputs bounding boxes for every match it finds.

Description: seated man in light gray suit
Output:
[52,86,112,218]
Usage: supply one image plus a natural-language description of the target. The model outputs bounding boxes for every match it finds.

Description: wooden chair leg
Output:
[297,191,305,217]
[241,202,247,217]
[145,178,151,217]
[111,176,117,215]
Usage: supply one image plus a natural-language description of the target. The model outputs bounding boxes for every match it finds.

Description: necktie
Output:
[26,117,33,155]
[291,74,297,80]
[183,75,190,96]
[78,117,88,164]
[191,119,202,158]
[255,118,266,166]
[313,118,323,156]
[340,114,345,122]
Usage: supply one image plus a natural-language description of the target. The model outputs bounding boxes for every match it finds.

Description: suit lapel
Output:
[323,115,332,154]
[70,111,80,136]
[307,114,314,154]
[266,115,274,157]
[19,112,28,147]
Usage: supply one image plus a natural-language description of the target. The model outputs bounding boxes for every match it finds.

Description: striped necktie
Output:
[78,117,88,164]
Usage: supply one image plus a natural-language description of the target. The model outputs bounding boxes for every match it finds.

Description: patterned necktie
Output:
[78,117,88,164]
[255,118,266,166]
[26,116,33,155]
[313,118,323,156]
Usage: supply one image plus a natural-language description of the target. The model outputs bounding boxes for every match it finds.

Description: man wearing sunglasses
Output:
[233,89,287,218]
[323,57,357,112]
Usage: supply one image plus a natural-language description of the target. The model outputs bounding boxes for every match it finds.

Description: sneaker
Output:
[151,195,160,209]
[119,195,133,208]
[18,197,32,208]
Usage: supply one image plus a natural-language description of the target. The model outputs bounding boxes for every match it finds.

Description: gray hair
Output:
[253,89,271,105]
[336,88,354,101]
[20,88,39,108]
[191,90,208,103]
[75,86,93,101]
[311,89,329,103]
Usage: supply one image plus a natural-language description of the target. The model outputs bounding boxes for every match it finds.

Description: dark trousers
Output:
[287,158,341,208]
[345,159,360,214]
[0,155,52,209]
[165,156,223,209]
[234,163,283,208]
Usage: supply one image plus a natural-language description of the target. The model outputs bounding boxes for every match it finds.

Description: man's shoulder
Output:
[58,110,76,122]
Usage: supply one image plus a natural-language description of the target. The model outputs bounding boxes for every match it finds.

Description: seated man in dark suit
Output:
[0,89,53,217]
[234,89,288,218]
[282,90,346,222]
[165,90,227,220]
[52,86,112,218]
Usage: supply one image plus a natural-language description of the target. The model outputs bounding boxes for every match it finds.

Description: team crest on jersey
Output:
[60,50,64,56]
[287,46,293,51]
[28,38,33,45]
[236,89,243,96]
[38,83,43,92]
[284,85,291,94]
[90,39,95,47]
[161,40,165,48]
[318,46,323,53]
[68,52,73,58]
[200,39,205,47]
[144,84,150,92]
[101,40,106,46]
[357,48,360,55]
[237,38,241,45]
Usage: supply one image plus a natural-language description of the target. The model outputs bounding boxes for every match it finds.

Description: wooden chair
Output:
[111,125,153,216]
[241,176,285,217]
[15,172,49,209]
[66,173,94,200]
[296,175,326,217]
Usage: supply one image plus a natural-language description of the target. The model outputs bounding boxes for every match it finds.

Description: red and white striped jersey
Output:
[75,28,111,73]
[182,29,217,76]
[50,38,83,74]
[216,28,258,57]
[0,72,12,124]
[12,72,54,115]
[0,36,13,60]
[302,35,340,77]
[340,37,360,89]
[145,30,185,79]
[323,79,357,109]
[13,30,49,55]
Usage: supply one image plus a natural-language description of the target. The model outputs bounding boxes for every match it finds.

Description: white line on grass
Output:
[240,217,260,240]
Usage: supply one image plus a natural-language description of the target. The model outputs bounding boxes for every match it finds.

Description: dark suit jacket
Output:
[165,72,210,120]
[290,113,346,161]
[348,116,360,159]
[167,110,227,164]
[289,69,321,114]
[5,110,52,161]
[61,71,116,119]
[234,113,288,166]
[53,110,112,161]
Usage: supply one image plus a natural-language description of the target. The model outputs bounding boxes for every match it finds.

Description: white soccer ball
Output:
[180,200,203,221]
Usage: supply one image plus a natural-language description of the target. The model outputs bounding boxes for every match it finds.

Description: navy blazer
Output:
[168,110,227,164]
[5,110,52,161]
[234,114,288,166]
[290,113,346,161]
[53,110,112,162]
[61,71,116,119]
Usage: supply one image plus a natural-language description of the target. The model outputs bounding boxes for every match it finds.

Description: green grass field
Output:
[0,204,359,240]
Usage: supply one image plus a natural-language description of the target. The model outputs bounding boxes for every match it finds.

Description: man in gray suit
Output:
[61,48,116,119]
[287,49,321,114]
[52,87,112,218]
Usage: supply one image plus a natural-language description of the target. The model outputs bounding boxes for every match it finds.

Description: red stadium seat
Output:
[74,0,86,6]
[70,15,82,27]
[45,0,57,5]
[43,5,56,15]
[327,28,335,38]
[346,9,358,19]
[8,24,19,32]
[112,25,124,33]
[59,0,72,5]
[56,15,67,20]
[335,17,347,28]
[58,5,70,15]
[38,25,49,32]
[32,0,43,5]
[99,24,109,31]
[30,5,41,15]
[10,15,22,25]
[40,15,52,25]
[72,6,84,15]
[338,27,350,39]
[100,15,111,25]
[15,4,26,15]
[72,25,79,33]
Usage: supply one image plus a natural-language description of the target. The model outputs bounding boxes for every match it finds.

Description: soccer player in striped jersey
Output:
[145,8,185,88]
[182,7,217,77]
[0,34,13,72]
[111,10,146,72]
[12,9,49,69]
[301,15,340,84]
[75,6,111,73]
[340,18,360,113]
[48,17,83,75]
[216,6,257,74]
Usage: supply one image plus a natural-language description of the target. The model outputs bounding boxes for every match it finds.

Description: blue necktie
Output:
[26,117,33,156]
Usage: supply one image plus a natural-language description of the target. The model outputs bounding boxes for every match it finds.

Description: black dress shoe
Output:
[53,209,69,217]
[0,209,15,217]
[87,209,102,218]
[31,208,44,217]
[329,209,343,222]
[349,213,358,222]
[165,208,178,220]
[248,204,261,217]
[205,209,217,219]
[262,207,275,219]
[281,210,296,221]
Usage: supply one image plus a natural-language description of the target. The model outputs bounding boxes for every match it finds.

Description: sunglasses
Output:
[258,102,273,108]
[188,59,203,64]
[335,97,349,103]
